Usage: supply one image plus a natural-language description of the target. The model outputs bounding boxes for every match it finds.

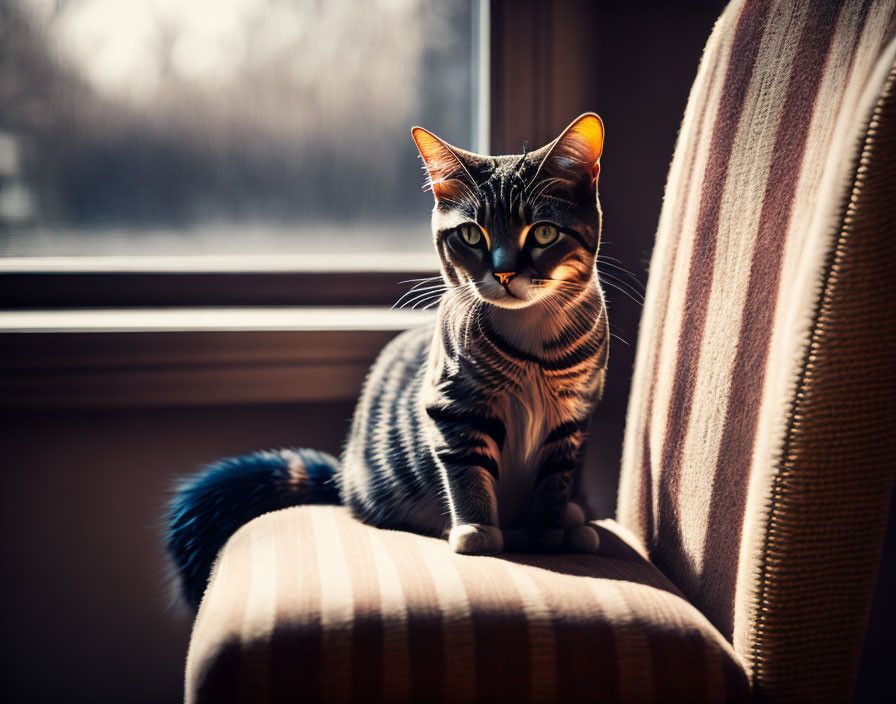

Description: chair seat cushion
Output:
[186,506,749,703]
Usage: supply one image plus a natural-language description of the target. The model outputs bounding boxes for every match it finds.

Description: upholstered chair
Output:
[184,1,896,701]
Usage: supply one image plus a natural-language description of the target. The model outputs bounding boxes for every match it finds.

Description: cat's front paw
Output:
[449,524,503,555]
[564,524,600,553]
[562,501,587,530]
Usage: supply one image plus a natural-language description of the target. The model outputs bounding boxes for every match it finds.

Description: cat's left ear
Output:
[411,127,478,203]
[533,113,604,192]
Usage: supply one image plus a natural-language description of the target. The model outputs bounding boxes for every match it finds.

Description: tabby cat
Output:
[167,113,608,608]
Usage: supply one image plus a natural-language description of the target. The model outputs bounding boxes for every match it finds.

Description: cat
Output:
[166,113,608,608]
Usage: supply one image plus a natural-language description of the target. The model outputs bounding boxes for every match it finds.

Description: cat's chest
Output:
[492,369,571,523]
[499,368,566,463]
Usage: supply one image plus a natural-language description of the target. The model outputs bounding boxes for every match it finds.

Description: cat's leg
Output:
[528,470,572,551]
[529,424,599,553]
[442,462,503,554]
[528,475,599,553]
[425,396,505,554]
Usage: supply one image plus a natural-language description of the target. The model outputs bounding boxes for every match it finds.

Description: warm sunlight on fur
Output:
[411,126,478,203]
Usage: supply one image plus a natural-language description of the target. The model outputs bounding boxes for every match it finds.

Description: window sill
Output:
[0,307,435,409]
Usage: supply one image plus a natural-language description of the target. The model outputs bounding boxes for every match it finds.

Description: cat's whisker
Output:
[392,282,450,309]
[597,273,645,306]
[402,279,478,310]
[411,295,444,310]
[394,290,446,310]
[399,282,448,296]
[610,329,631,347]
[531,277,588,289]
[596,261,645,292]
[405,278,447,291]
[600,284,644,309]
[399,288,449,310]
[596,255,642,274]
[600,289,638,311]
[599,270,644,298]
[395,280,444,300]
[398,276,443,285]
[533,279,593,306]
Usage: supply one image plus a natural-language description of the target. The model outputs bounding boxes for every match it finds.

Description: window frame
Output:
[0,307,433,408]
[0,255,438,308]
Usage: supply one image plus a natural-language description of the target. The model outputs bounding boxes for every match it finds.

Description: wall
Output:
[0,402,353,703]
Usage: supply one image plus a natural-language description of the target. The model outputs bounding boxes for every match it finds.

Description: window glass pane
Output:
[0,0,473,258]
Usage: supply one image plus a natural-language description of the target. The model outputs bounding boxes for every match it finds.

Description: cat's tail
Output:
[165,448,340,608]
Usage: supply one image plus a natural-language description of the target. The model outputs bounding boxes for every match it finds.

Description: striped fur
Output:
[166,448,340,607]
[341,114,609,553]
[618,0,896,698]
[167,116,610,607]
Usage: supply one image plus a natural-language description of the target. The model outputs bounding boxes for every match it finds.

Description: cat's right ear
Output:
[411,127,477,203]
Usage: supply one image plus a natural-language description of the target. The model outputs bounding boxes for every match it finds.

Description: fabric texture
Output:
[617,0,896,700]
[186,506,749,704]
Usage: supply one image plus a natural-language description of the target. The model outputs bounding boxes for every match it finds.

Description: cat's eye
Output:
[531,224,559,247]
[458,224,482,246]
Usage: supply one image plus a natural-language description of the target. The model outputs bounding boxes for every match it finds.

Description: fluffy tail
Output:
[165,448,340,608]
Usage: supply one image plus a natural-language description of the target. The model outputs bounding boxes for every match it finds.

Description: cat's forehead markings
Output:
[517,194,527,225]
[476,200,489,227]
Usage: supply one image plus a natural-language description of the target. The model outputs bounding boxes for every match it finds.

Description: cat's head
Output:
[412,113,603,310]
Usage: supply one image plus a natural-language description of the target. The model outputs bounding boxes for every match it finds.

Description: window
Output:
[1,0,490,406]
[1,0,478,266]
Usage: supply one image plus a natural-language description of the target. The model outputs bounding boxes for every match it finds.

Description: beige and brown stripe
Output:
[186,506,749,703]
[619,0,896,700]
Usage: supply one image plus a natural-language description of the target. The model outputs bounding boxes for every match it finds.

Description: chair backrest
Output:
[617,0,896,699]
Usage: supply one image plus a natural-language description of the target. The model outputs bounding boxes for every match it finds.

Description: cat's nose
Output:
[494,272,515,286]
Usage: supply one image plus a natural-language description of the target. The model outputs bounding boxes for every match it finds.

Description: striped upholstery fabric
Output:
[187,506,749,703]
[618,0,896,700]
